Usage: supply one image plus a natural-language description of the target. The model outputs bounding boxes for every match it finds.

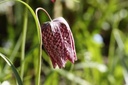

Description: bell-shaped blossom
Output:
[41,17,77,68]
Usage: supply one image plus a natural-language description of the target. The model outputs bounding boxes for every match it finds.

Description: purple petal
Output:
[41,17,77,68]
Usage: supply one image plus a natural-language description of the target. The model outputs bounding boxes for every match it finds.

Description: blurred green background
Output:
[0,0,128,85]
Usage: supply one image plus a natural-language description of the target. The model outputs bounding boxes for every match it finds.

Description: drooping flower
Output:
[41,17,77,68]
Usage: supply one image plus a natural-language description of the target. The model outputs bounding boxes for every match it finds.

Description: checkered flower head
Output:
[41,17,77,68]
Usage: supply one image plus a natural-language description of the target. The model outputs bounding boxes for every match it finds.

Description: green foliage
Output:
[0,0,128,85]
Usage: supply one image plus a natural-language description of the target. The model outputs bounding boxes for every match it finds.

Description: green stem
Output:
[16,1,42,85]
[35,7,53,22]
[0,0,42,85]
[35,7,53,84]
[20,0,29,81]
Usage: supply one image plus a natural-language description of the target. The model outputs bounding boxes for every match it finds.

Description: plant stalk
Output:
[20,0,29,81]
[36,7,53,22]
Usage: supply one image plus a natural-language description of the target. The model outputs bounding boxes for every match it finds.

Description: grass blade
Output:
[0,53,23,85]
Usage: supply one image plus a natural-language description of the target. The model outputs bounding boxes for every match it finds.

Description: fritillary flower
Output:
[41,17,77,68]
[36,7,77,68]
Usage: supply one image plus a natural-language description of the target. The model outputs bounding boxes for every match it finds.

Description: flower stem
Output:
[20,0,29,81]
[35,7,53,22]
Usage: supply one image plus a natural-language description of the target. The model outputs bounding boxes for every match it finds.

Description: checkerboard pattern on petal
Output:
[41,17,77,68]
